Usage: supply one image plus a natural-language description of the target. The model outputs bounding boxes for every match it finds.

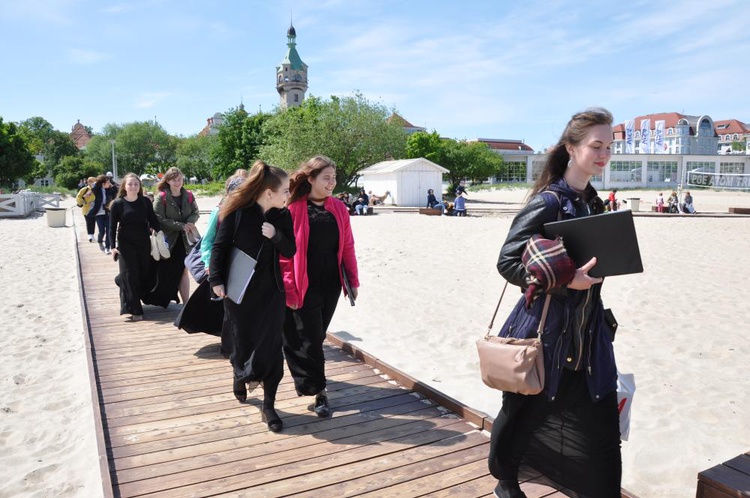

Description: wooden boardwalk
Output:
[74,209,613,497]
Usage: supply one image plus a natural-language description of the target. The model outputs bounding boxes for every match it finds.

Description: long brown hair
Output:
[116,173,143,198]
[155,167,184,192]
[289,155,336,203]
[220,161,287,220]
[529,107,613,199]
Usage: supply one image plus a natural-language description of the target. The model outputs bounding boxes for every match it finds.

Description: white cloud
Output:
[135,92,171,108]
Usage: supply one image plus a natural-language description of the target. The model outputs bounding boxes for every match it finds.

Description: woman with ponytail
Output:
[280,156,359,418]
[209,161,295,432]
[488,108,620,498]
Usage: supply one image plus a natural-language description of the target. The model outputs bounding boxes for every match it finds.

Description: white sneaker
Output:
[155,231,171,259]
[105,248,111,255]
[88,235,94,242]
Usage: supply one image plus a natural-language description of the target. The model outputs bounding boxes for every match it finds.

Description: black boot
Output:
[493,480,526,498]
[233,376,246,403]
[261,400,283,432]
[312,390,331,418]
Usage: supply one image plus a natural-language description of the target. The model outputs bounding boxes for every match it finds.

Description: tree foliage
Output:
[211,107,272,178]
[260,92,408,186]
[86,121,176,176]
[406,131,504,193]
[54,155,102,189]
[17,116,55,155]
[176,134,218,181]
[0,118,37,188]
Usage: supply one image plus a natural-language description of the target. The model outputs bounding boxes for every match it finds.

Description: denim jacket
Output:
[496,179,617,402]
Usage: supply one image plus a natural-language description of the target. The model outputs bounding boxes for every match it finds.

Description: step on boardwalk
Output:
[75,211,574,498]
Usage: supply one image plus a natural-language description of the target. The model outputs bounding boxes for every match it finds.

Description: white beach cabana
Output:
[358,158,449,207]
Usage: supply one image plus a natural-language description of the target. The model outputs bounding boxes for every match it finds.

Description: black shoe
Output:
[313,392,331,418]
[233,377,246,403]
[493,481,526,498]
[261,402,283,432]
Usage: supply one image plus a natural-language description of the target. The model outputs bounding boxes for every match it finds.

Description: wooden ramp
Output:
[74,210,613,497]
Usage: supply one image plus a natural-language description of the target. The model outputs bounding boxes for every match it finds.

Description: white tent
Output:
[358,158,449,207]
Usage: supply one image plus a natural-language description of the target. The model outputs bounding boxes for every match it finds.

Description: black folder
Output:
[543,210,643,278]
[341,263,355,306]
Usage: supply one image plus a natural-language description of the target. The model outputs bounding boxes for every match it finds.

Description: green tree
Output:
[260,92,408,186]
[213,107,272,178]
[0,118,36,188]
[731,139,746,152]
[43,130,80,177]
[17,116,55,155]
[54,156,101,189]
[406,131,445,164]
[86,122,175,176]
[177,134,218,181]
[440,139,504,193]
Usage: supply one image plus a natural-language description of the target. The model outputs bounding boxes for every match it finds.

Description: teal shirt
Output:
[200,207,220,268]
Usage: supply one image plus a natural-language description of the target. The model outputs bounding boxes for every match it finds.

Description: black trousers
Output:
[488,369,622,498]
[282,283,341,396]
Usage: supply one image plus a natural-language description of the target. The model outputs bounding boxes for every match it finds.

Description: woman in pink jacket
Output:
[280,156,360,417]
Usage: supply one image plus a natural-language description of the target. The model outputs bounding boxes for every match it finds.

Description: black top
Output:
[110,196,161,248]
[307,201,340,288]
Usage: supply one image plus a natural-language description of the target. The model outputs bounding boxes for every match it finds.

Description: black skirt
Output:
[142,236,186,307]
[174,279,224,336]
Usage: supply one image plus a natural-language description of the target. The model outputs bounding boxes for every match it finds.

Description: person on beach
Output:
[175,169,248,357]
[148,167,200,307]
[209,161,295,433]
[453,191,467,216]
[76,176,97,242]
[607,188,618,211]
[86,174,117,254]
[109,173,162,322]
[683,191,696,214]
[655,192,665,213]
[280,156,359,418]
[488,108,621,498]
[353,188,370,215]
[426,188,445,213]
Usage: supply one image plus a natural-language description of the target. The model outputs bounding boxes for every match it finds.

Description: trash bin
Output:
[628,198,641,212]
[46,207,67,227]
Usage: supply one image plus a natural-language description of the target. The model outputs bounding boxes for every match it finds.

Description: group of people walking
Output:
[99,108,626,496]
[104,157,359,434]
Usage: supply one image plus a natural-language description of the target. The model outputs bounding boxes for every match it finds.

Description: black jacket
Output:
[496,179,616,402]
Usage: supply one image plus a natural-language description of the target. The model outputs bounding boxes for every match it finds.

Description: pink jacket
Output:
[280,195,360,308]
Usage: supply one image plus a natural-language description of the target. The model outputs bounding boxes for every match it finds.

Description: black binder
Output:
[341,263,355,306]
[543,210,643,278]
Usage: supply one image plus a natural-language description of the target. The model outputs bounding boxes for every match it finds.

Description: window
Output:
[496,161,527,182]
[720,162,744,174]
[734,134,739,141]
[647,161,678,183]
[610,160,641,182]
[294,94,299,103]
[686,161,713,173]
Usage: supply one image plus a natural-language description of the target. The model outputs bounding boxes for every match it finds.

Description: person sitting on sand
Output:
[426,189,445,214]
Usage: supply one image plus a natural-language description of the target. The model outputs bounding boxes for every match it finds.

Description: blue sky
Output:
[1,0,748,152]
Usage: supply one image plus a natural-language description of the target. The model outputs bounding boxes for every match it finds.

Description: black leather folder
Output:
[543,209,643,278]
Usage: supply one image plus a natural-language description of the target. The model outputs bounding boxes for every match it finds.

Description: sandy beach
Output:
[1,186,748,497]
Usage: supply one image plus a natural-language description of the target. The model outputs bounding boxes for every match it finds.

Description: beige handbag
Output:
[476,281,551,395]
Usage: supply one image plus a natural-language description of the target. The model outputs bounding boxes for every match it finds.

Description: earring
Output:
[567,159,573,169]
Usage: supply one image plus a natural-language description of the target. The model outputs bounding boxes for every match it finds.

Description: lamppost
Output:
[109,139,118,180]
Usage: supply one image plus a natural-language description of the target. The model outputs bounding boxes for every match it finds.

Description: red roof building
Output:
[714,119,750,154]
[70,120,92,150]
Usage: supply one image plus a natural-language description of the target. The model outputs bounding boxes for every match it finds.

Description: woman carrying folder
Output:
[209,161,295,433]
[488,108,621,498]
[280,156,359,418]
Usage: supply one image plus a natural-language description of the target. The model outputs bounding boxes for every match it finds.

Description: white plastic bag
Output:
[616,370,635,441]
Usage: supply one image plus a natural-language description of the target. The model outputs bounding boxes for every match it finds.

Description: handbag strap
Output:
[485,283,551,340]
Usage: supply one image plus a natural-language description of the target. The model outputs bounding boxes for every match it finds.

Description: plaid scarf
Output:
[521,234,576,308]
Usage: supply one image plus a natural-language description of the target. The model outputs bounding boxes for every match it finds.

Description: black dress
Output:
[109,196,161,316]
[283,201,342,396]
[209,204,295,401]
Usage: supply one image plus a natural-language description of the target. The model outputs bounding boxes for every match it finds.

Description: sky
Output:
[2,0,749,152]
